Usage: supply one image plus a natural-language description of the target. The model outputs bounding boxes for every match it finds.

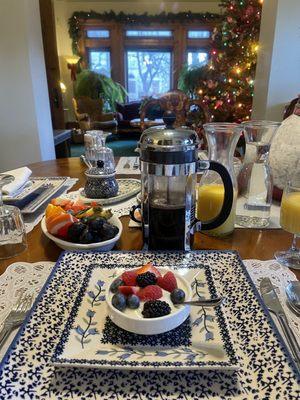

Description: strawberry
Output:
[136,262,162,278]
[50,198,72,207]
[118,286,140,296]
[122,270,137,286]
[138,285,163,301]
[157,272,177,293]
[56,222,73,239]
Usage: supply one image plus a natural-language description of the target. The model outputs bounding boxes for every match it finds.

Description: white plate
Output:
[41,215,122,252]
[70,179,141,205]
[51,258,239,371]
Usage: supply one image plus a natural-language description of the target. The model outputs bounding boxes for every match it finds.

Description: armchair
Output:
[140,90,211,132]
[72,97,117,132]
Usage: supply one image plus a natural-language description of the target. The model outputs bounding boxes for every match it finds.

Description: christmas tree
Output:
[179,0,262,122]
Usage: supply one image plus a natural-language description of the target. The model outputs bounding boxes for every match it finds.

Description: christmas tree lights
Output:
[179,0,262,122]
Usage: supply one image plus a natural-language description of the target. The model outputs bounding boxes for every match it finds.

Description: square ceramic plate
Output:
[0,251,299,400]
[51,263,238,371]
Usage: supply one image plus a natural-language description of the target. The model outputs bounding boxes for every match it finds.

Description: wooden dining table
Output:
[0,157,299,280]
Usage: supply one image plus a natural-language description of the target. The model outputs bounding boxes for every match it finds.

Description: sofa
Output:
[115,101,141,134]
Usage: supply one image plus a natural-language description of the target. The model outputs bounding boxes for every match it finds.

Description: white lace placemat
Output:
[64,189,137,218]
[128,204,281,229]
[23,178,78,233]
[243,259,299,344]
[0,261,55,359]
[0,258,298,361]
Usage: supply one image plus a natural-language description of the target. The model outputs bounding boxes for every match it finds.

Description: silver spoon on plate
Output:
[286,281,300,316]
[180,296,223,308]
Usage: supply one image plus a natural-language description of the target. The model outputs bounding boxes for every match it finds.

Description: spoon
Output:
[287,299,300,317]
[80,155,92,169]
[180,296,223,308]
[286,281,300,312]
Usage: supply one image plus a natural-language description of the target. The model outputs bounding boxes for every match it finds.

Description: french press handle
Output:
[192,160,234,232]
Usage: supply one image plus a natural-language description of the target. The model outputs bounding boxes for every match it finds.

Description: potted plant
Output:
[74,69,127,112]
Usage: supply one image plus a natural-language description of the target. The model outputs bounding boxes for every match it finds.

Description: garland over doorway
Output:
[68,10,221,54]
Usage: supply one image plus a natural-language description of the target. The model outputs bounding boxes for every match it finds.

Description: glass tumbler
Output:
[0,174,27,259]
[0,206,27,259]
[236,120,280,228]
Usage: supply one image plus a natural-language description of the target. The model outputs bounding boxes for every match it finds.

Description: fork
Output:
[0,293,33,351]
[133,157,139,169]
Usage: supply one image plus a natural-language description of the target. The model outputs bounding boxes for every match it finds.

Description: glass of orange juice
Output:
[275,173,300,269]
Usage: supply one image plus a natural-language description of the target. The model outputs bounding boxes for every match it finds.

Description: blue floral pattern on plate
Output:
[0,251,299,399]
[51,262,236,370]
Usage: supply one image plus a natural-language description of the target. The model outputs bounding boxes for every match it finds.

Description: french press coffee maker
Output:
[137,112,234,251]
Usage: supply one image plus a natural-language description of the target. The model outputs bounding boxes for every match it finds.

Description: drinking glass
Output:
[0,175,27,259]
[236,120,281,228]
[275,172,300,269]
[93,146,116,174]
[84,130,112,166]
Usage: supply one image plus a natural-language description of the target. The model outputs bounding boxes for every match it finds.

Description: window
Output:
[126,30,172,37]
[187,51,208,67]
[188,30,210,39]
[89,50,111,77]
[126,50,171,101]
[81,21,213,99]
[86,30,110,38]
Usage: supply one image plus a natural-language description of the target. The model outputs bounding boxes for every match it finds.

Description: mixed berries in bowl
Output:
[106,262,192,335]
[41,197,122,251]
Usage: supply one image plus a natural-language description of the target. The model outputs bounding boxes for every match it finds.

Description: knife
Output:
[260,277,300,371]
[21,183,54,213]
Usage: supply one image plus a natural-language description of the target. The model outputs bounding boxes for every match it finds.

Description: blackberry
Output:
[142,300,171,318]
[136,272,157,288]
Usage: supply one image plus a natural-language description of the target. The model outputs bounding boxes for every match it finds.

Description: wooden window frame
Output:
[77,20,213,96]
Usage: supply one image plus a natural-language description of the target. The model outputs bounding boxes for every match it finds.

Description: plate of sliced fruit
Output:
[41,198,122,251]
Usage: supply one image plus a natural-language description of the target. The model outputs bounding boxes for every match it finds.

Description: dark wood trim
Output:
[76,19,214,94]
[39,0,65,129]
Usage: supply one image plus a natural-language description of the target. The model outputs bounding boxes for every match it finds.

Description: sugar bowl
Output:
[84,148,118,198]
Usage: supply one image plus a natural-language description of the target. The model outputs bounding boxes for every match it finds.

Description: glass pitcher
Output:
[197,123,242,236]
[236,121,280,228]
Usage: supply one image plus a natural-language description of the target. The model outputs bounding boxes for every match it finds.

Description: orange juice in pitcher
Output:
[197,184,237,236]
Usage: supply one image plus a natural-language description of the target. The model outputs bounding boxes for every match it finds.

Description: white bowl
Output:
[41,215,122,252]
[106,268,192,335]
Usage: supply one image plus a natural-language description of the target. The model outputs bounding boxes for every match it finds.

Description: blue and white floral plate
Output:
[0,251,299,399]
[65,179,141,205]
[51,262,238,371]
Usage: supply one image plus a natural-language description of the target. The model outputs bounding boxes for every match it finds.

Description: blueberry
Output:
[126,294,140,309]
[101,222,119,241]
[110,278,124,294]
[89,217,106,232]
[170,288,186,304]
[68,222,86,242]
[112,293,126,311]
[79,229,94,244]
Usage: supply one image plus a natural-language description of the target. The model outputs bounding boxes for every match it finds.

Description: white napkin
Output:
[1,167,32,196]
